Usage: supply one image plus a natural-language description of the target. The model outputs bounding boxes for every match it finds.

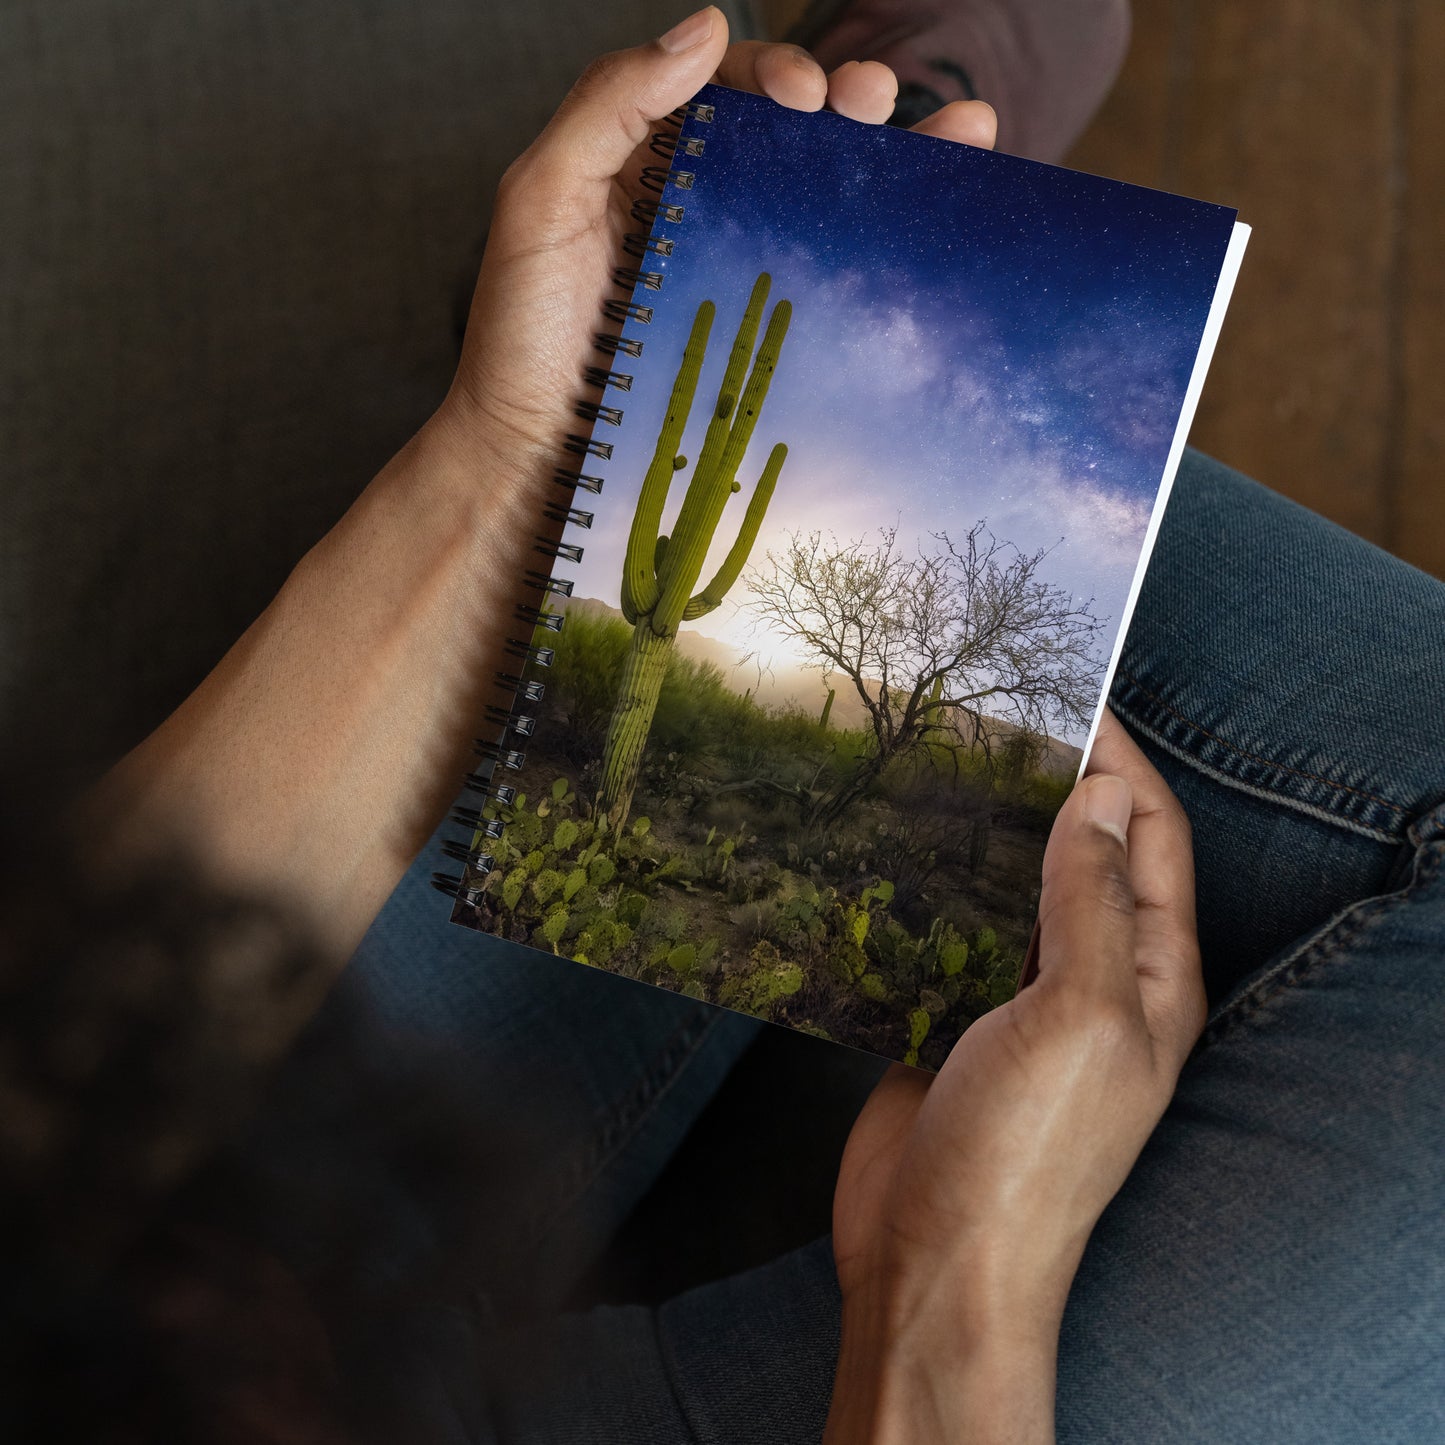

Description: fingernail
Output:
[1083,774,1132,850]
[658,6,714,53]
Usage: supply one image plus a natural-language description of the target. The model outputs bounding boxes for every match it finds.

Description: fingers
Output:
[1085,713,1194,937]
[714,40,827,111]
[824,60,898,124]
[514,12,999,231]
[714,46,894,123]
[1037,770,1141,1014]
[712,44,983,137]
[908,98,998,149]
[1085,712,1205,1065]
[518,6,729,199]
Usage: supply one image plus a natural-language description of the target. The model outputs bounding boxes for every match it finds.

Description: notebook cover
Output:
[448,81,1247,1070]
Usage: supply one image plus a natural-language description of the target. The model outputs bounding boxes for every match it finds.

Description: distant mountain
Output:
[564,596,1084,777]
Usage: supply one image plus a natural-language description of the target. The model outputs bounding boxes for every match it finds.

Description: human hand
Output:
[421,4,998,489]
[92,13,997,983]
[826,710,1206,1444]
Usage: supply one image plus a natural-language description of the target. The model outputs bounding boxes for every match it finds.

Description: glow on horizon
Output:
[561,85,1238,748]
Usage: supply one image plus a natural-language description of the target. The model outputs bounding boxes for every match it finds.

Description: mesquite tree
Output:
[748,523,1104,825]
[596,273,792,828]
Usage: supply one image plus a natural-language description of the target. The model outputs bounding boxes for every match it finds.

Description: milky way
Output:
[567,82,1237,742]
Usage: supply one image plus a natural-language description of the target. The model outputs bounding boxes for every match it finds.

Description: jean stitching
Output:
[1113,702,1404,845]
[588,1008,719,1170]
[654,1304,709,1445]
[519,1007,721,1248]
[1115,666,1409,816]
[1192,838,1445,1052]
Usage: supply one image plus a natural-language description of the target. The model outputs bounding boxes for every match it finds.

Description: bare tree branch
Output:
[747,524,1105,823]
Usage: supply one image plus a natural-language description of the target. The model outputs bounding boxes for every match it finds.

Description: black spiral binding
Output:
[434,97,715,910]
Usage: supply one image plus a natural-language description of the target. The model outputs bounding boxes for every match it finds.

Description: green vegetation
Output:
[497,270,1096,1064]
[465,609,1072,1069]
[474,776,1024,1068]
[598,272,792,831]
[749,523,1103,827]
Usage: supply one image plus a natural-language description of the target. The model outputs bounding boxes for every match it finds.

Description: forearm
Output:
[92,407,545,962]
[79,8,879,1021]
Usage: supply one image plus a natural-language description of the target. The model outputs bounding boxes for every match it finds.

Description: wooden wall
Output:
[1067,0,1443,576]
[762,0,1444,575]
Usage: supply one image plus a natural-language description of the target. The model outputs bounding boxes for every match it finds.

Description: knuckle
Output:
[1067,990,1149,1064]
[496,149,543,204]
[1145,783,1193,849]
[1096,861,1138,918]
[1041,859,1135,926]
[1035,979,1145,1064]
[1164,988,1208,1060]
[494,149,576,240]
[548,47,652,160]
[496,155,526,199]
[1087,995,1142,1047]
[576,48,627,96]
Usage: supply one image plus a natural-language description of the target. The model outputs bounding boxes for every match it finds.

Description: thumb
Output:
[517,7,727,204]
[1037,772,1141,1012]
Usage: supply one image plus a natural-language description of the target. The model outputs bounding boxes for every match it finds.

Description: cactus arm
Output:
[683,443,787,620]
[619,582,640,627]
[687,273,770,504]
[620,302,713,624]
[920,673,946,733]
[712,301,792,488]
[653,278,773,631]
[659,291,790,628]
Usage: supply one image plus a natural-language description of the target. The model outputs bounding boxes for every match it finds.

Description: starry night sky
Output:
[571,83,1237,743]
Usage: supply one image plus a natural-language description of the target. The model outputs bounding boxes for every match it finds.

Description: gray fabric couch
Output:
[2,0,753,787]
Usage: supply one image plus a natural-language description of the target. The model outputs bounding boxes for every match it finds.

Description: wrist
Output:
[844,1222,1084,1347]
[825,1259,1067,1445]
[827,1305,1060,1445]
[371,400,547,556]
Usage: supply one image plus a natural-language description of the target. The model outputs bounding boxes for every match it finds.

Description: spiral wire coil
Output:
[433,99,715,907]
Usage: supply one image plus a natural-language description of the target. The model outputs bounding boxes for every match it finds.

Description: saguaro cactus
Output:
[597,273,792,828]
[921,674,945,735]
[819,688,835,728]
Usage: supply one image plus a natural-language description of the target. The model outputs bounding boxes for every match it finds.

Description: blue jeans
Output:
[321,449,1445,1442]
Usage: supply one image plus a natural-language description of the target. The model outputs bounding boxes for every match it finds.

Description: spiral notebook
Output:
[437,82,1249,1070]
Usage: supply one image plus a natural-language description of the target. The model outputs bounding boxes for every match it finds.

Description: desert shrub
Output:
[717,940,805,1019]
[1004,768,1074,831]
[872,768,992,912]
[993,729,1048,793]
[750,702,834,757]
[651,655,739,764]
[728,897,781,942]
[693,795,755,835]
[545,608,634,761]
[724,854,784,904]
